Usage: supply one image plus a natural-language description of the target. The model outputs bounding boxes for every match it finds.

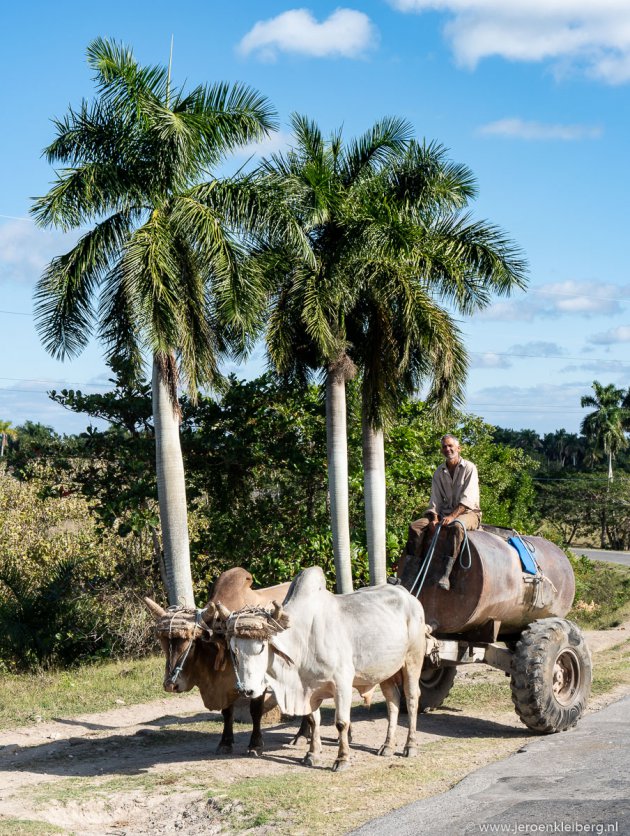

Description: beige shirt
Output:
[426,457,481,516]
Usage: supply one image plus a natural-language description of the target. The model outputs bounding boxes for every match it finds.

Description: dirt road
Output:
[0,625,628,836]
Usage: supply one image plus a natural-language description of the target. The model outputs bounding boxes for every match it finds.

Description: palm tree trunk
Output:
[608,450,613,483]
[152,355,195,607]
[326,365,353,594]
[362,410,387,586]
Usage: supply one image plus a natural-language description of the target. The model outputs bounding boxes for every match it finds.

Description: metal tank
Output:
[415,527,575,636]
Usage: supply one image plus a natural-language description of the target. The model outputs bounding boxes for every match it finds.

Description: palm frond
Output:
[34,211,136,359]
[341,115,413,184]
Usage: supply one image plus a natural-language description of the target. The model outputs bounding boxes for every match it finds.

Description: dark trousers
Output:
[399,511,480,581]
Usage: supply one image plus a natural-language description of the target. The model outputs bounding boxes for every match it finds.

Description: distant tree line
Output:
[494,380,630,549]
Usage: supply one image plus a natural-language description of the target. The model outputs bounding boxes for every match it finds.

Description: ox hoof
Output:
[216,742,233,755]
[302,753,320,768]
[377,745,394,758]
[332,759,350,773]
[403,745,418,758]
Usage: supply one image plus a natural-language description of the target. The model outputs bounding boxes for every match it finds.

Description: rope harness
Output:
[222,606,290,695]
[159,606,213,684]
[409,522,442,597]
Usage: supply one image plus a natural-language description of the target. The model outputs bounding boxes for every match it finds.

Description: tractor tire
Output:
[420,664,457,712]
[510,617,591,734]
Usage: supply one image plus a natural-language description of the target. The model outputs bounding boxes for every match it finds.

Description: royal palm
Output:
[32,38,276,605]
[255,114,413,592]
[347,140,527,582]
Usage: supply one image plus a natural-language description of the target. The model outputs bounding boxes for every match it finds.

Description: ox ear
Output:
[215,601,232,621]
[270,642,294,667]
[143,597,167,620]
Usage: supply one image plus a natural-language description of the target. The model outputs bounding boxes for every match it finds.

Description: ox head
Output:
[219,601,291,699]
[144,598,221,693]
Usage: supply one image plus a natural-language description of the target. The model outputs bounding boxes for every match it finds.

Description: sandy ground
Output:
[0,623,628,836]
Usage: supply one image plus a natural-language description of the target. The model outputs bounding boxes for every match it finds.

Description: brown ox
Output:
[145,567,291,755]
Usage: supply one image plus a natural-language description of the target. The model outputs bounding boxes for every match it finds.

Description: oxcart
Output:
[400,524,591,733]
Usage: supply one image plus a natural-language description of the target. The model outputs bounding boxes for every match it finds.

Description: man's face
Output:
[441,437,461,462]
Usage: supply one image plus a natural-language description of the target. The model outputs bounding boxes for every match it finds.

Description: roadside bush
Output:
[0,466,156,671]
[567,552,630,629]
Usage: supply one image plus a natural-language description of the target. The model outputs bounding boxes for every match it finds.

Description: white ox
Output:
[219,566,428,771]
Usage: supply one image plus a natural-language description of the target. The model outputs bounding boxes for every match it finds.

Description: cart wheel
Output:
[510,617,591,734]
[420,664,457,712]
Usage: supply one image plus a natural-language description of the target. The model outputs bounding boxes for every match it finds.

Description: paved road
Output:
[352,694,630,836]
[574,547,630,567]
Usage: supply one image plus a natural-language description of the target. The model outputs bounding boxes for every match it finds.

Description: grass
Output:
[0,655,167,729]
[1,639,628,836]
[0,823,66,835]
[215,734,529,834]
[591,638,630,696]
[567,555,630,629]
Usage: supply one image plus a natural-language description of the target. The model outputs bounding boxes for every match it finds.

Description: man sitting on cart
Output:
[400,434,481,591]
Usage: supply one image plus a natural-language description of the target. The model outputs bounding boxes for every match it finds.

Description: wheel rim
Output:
[552,648,581,706]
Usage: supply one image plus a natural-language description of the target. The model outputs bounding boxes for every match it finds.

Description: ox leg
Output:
[302,709,322,768]
[289,714,312,746]
[216,705,235,754]
[378,677,400,757]
[332,687,352,772]
[402,665,420,758]
[247,694,265,756]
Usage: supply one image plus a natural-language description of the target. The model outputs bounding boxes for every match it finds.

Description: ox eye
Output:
[251,641,265,655]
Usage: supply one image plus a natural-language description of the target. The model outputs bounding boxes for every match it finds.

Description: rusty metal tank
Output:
[413,526,575,637]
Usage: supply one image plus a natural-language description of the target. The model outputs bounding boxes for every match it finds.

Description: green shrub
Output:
[567,551,630,628]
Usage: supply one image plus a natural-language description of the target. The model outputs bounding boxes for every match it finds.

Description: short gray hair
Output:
[440,434,460,446]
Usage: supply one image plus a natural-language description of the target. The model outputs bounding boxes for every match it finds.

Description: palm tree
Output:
[581,381,630,482]
[31,38,276,606]
[253,114,413,592]
[347,141,527,582]
[0,420,17,457]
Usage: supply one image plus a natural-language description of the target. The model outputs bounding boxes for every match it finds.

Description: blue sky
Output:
[1,0,629,436]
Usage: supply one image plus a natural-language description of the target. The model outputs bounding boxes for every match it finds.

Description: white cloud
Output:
[478,118,602,140]
[0,221,77,286]
[466,380,594,434]
[469,351,512,368]
[561,359,627,373]
[231,130,294,160]
[237,8,378,61]
[588,325,630,344]
[507,341,567,357]
[478,281,627,321]
[388,1,630,84]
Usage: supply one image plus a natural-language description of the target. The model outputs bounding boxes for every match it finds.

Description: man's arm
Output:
[441,504,468,526]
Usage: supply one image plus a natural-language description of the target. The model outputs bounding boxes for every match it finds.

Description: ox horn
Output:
[199,602,217,628]
[215,601,232,621]
[271,600,290,630]
[144,597,167,620]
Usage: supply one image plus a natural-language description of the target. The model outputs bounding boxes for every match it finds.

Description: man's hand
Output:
[441,505,466,526]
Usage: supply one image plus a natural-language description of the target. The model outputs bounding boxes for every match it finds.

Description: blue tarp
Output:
[508,535,538,575]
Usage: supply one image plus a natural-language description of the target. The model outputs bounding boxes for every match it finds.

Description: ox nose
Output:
[243,688,255,698]
[163,680,179,693]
